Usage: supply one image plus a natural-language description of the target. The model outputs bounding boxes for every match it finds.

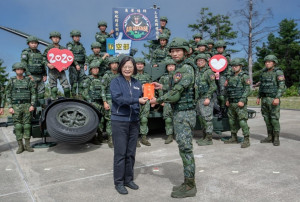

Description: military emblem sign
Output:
[209,55,228,80]
[112,8,160,41]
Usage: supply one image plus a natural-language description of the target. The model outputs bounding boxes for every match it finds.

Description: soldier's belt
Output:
[261,93,276,98]
[91,99,102,102]
[12,100,31,104]
[228,98,241,103]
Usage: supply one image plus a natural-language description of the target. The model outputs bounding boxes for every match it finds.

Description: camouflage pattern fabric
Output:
[86,54,106,76]
[152,46,169,65]
[196,98,214,134]
[0,83,5,108]
[95,32,112,52]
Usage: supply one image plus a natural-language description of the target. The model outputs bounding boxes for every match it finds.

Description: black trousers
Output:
[111,120,139,186]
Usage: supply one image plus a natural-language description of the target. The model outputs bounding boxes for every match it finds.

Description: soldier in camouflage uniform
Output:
[192,40,212,60]
[194,54,217,146]
[213,40,231,117]
[0,59,5,116]
[224,58,252,148]
[101,57,119,148]
[256,55,286,146]
[190,33,202,53]
[82,61,104,145]
[152,34,170,67]
[6,62,36,154]
[206,39,214,54]
[158,59,176,144]
[66,30,88,98]
[159,16,171,37]
[95,21,114,53]
[133,57,152,146]
[151,38,197,198]
[86,42,110,77]
[21,36,47,107]
[43,31,70,99]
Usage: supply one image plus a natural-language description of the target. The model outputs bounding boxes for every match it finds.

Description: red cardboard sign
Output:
[209,55,228,73]
[47,48,74,72]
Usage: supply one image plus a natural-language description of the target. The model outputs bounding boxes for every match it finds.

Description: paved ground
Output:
[0,108,299,202]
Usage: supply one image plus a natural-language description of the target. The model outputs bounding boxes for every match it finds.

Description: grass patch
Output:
[248,97,300,109]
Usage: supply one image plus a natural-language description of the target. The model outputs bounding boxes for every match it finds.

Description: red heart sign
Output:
[209,55,228,73]
[47,48,74,72]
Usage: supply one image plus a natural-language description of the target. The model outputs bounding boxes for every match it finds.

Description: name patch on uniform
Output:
[133,86,140,90]
[210,74,215,81]
[173,72,182,83]
[278,75,285,81]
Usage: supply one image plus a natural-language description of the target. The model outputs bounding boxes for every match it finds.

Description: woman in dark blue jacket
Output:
[110,56,148,195]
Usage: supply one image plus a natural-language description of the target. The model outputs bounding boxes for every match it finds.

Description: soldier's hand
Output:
[152,82,163,90]
[0,108,4,115]
[43,76,47,82]
[161,102,165,107]
[139,97,148,105]
[84,65,87,71]
[226,101,230,107]
[28,75,34,81]
[272,98,280,106]
[153,64,158,67]
[76,65,81,71]
[204,98,210,106]
[29,106,35,112]
[109,30,114,35]
[158,28,162,33]
[9,108,14,114]
[104,102,110,110]
[256,98,260,105]
[224,80,228,87]
[103,53,109,59]
[150,97,158,105]
[238,101,244,107]
[47,63,55,69]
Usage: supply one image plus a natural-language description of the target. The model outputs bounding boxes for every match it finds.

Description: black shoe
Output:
[115,185,128,195]
[125,181,139,190]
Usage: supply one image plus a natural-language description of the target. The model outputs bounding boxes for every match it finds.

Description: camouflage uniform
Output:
[160,16,171,37]
[0,82,5,110]
[225,58,251,148]
[95,21,112,52]
[192,40,212,60]
[101,58,119,147]
[82,61,104,144]
[43,31,70,99]
[6,63,36,154]
[133,59,152,146]
[190,33,202,53]
[152,34,170,66]
[194,54,217,146]
[258,55,286,146]
[86,42,108,76]
[21,36,47,106]
[156,38,197,198]
[67,30,87,97]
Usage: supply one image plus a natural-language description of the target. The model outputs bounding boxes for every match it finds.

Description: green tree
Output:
[0,59,9,84]
[253,19,300,87]
[188,7,213,38]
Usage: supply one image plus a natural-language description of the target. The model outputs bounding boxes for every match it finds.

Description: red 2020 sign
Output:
[47,48,74,72]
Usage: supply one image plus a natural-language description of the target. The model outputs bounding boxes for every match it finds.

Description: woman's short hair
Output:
[117,56,138,75]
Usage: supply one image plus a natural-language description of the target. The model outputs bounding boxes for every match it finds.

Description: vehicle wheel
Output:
[46,101,99,144]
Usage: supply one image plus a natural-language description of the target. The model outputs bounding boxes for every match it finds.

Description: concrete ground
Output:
[0,108,299,202]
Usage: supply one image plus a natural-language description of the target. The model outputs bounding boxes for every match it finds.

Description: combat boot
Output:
[260,132,273,143]
[171,178,197,198]
[241,136,250,148]
[197,133,213,146]
[224,133,238,144]
[24,139,34,152]
[172,178,187,192]
[273,131,280,146]
[165,135,173,144]
[16,140,24,154]
[141,135,151,146]
[108,136,114,148]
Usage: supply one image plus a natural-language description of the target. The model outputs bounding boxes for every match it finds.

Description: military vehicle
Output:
[0,26,256,147]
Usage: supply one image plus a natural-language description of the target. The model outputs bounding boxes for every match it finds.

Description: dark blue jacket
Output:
[110,75,143,122]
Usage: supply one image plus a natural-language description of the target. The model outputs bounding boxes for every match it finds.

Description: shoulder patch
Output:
[277,75,285,81]
[173,72,182,83]
[245,78,251,85]
[22,54,27,59]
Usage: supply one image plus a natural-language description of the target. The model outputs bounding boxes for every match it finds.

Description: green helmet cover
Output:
[49,31,61,39]
[165,59,176,68]
[197,40,208,47]
[135,57,145,64]
[168,38,189,53]
[98,21,107,27]
[159,33,169,40]
[91,42,101,49]
[89,61,100,69]
[230,58,244,66]
[108,57,119,64]
[194,53,208,63]
[215,40,227,48]
[193,33,202,39]
[160,16,168,22]
[70,30,81,37]
[12,62,26,71]
[264,55,278,64]
[27,35,39,44]
[206,39,214,45]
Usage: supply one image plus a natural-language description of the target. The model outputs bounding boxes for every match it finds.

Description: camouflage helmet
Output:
[194,53,208,63]
[193,33,202,39]
[168,38,190,53]
[108,57,119,64]
[135,57,145,65]
[230,58,244,66]
[98,21,107,27]
[89,61,100,69]
[264,55,278,64]
[158,33,169,41]
[91,42,101,49]
[70,30,81,37]
[49,31,61,39]
[214,40,227,49]
[12,62,26,71]
[160,16,168,22]
[27,35,39,44]
[197,40,208,47]
[165,59,176,68]
[206,39,214,45]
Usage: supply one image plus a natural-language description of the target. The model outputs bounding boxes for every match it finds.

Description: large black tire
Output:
[46,101,99,144]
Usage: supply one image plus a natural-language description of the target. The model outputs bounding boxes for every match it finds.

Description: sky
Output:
[0,0,299,79]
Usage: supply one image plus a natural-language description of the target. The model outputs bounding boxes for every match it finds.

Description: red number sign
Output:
[47,48,74,72]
